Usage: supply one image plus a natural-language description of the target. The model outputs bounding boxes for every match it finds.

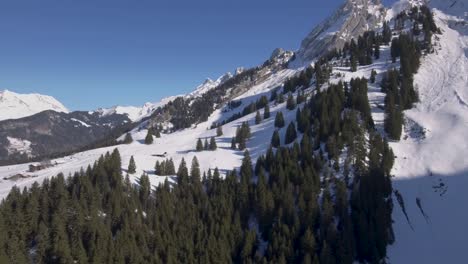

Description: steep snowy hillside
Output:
[97,71,234,122]
[97,96,179,122]
[188,72,233,98]
[0,89,68,121]
[0,68,299,198]
[0,0,466,262]
[388,1,468,263]
[295,0,386,64]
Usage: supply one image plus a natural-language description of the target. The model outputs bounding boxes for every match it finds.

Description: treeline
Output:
[155,158,176,176]
[0,62,394,263]
[383,5,439,140]
[214,95,270,128]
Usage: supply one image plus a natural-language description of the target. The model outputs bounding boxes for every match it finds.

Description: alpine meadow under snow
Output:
[0,0,466,263]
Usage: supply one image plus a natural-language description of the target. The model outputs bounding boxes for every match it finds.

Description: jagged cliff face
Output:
[296,0,386,63]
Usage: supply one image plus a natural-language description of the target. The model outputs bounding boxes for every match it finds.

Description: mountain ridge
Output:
[0,89,68,121]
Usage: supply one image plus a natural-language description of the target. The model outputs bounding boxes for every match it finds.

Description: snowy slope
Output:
[0,89,68,121]
[388,2,468,262]
[188,72,233,98]
[0,1,466,262]
[97,96,179,122]
[0,68,299,199]
[97,72,234,122]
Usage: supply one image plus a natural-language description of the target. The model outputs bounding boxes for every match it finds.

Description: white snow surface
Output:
[97,71,234,122]
[188,72,233,98]
[0,68,299,199]
[0,89,68,121]
[6,137,32,156]
[387,3,468,263]
[0,2,466,263]
[96,96,179,122]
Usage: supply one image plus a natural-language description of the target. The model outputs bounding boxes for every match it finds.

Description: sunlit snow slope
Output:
[388,1,468,262]
[0,90,68,121]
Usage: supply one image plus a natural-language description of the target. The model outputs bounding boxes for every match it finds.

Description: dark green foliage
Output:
[384,91,404,140]
[196,138,204,151]
[285,122,297,144]
[231,137,237,150]
[271,130,280,148]
[209,137,217,150]
[145,129,154,144]
[286,93,296,110]
[155,158,176,175]
[370,70,377,84]
[351,133,394,263]
[235,122,251,150]
[0,75,395,263]
[123,132,133,144]
[0,27,405,264]
[221,96,271,127]
[276,93,285,104]
[382,21,392,43]
[274,112,285,128]
[264,103,271,119]
[128,155,136,174]
[154,129,161,138]
[204,138,209,150]
[255,110,262,124]
[216,126,223,137]
[348,78,374,128]
[283,66,313,93]
[152,67,259,130]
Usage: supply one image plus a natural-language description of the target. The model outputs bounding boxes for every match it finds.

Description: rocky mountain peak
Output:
[295,0,386,64]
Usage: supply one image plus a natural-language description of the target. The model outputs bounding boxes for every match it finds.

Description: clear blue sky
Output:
[0,0,394,110]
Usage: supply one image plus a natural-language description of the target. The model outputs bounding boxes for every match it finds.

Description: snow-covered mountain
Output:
[96,96,179,122]
[0,89,68,121]
[0,0,466,262]
[295,0,386,64]
[97,71,235,122]
[387,0,468,262]
[188,72,233,98]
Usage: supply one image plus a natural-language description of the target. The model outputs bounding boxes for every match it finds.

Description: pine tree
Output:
[271,130,280,148]
[209,137,217,150]
[177,158,189,185]
[190,156,201,183]
[196,138,204,152]
[275,112,285,128]
[216,126,223,137]
[285,122,297,144]
[374,43,380,59]
[231,137,237,150]
[123,133,133,144]
[382,21,392,43]
[145,129,154,144]
[276,93,285,104]
[264,104,271,119]
[255,110,262,124]
[384,92,403,140]
[204,138,209,150]
[167,158,176,174]
[350,55,358,72]
[155,129,161,138]
[128,156,136,174]
[370,70,377,83]
[286,93,296,110]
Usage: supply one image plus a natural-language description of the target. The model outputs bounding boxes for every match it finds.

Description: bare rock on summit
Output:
[296,0,386,63]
